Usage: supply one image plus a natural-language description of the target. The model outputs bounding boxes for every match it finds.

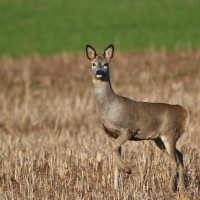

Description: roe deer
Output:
[86,44,188,191]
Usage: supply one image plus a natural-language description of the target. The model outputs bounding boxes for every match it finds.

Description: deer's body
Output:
[86,44,188,191]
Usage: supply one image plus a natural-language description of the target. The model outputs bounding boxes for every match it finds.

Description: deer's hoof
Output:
[125,167,131,174]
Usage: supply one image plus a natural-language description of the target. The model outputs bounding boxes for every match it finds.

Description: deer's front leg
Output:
[113,129,132,174]
[113,129,132,189]
[113,146,121,189]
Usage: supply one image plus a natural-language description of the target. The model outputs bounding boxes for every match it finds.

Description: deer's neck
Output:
[93,80,116,113]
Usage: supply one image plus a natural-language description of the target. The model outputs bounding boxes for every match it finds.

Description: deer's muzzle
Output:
[96,70,103,78]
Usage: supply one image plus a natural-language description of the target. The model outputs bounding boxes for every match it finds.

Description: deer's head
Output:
[86,44,114,82]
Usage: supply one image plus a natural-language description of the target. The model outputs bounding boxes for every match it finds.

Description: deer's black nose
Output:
[96,70,103,75]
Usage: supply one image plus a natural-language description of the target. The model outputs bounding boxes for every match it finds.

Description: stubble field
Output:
[0,50,200,199]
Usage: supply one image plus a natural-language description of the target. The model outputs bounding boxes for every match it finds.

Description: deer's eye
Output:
[104,63,108,67]
[92,63,96,66]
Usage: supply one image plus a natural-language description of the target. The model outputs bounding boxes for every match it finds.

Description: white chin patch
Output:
[96,74,102,78]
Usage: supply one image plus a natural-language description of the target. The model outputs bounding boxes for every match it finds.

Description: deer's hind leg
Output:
[155,137,185,191]
[176,149,185,188]
[160,136,178,191]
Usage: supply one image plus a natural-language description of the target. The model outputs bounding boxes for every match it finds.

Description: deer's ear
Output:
[86,45,96,61]
[103,44,114,62]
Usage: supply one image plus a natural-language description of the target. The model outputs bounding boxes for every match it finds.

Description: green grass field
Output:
[0,0,200,58]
